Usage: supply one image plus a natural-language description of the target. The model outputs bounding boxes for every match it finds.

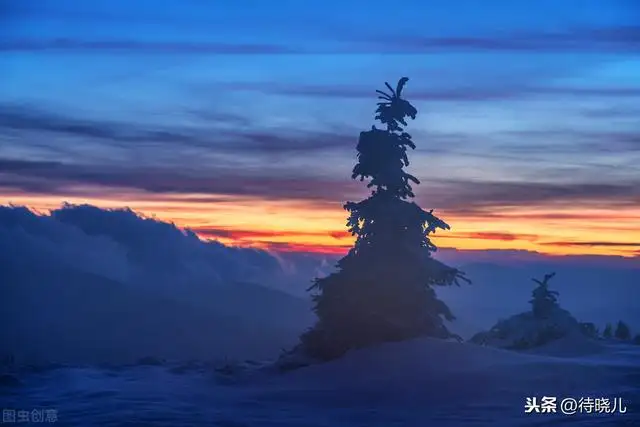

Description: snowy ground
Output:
[2,337,638,426]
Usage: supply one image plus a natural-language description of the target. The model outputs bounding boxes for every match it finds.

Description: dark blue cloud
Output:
[1,156,638,210]
[0,39,303,54]
[364,26,640,53]
[3,26,639,55]
[0,103,357,152]
[217,81,640,102]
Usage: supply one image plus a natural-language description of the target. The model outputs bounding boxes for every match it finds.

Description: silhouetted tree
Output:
[614,321,631,340]
[529,272,559,319]
[603,323,613,339]
[633,334,640,345]
[298,78,468,361]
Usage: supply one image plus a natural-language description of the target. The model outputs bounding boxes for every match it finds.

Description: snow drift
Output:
[5,337,639,426]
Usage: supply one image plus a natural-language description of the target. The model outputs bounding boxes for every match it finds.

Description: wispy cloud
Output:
[418,179,640,211]
[2,155,638,212]
[4,25,638,57]
[0,104,357,154]
[580,106,640,119]
[2,101,638,212]
[254,240,352,254]
[0,39,302,54]
[543,241,640,248]
[366,26,640,53]
[494,130,640,155]
[220,81,640,103]
[0,157,361,202]
[440,209,640,223]
[441,231,539,242]
[193,226,347,241]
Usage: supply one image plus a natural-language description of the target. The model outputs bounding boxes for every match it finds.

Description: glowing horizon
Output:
[4,190,638,258]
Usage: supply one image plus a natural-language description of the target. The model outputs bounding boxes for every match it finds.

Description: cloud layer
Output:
[0,204,337,363]
[0,204,333,291]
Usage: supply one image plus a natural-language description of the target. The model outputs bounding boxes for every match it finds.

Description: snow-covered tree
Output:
[529,272,559,319]
[614,321,631,340]
[298,78,468,361]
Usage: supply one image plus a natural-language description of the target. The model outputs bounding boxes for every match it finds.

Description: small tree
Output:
[529,272,559,319]
[298,78,468,361]
[603,323,613,339]
[633,334,640,345]
[614,321,631,340]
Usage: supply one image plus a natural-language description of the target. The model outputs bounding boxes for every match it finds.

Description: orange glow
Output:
[2,189,639,258]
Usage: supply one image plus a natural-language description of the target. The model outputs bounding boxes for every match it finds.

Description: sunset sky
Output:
[1,0,639,257]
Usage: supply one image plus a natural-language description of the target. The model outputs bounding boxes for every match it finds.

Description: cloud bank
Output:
[2,204,304,287]
[0,204,336,364]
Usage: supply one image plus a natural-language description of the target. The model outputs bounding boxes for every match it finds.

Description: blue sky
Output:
[1,0,639,256]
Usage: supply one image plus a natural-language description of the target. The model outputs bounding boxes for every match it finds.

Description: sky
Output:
[1,0,639,257]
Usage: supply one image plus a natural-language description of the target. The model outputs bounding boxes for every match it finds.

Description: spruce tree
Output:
[529,272,559,319]
[299,77,468,361]
[614,321,631,340]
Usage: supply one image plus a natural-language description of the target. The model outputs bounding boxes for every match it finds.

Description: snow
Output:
[3,337,638,426]
[470,306,588,350]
